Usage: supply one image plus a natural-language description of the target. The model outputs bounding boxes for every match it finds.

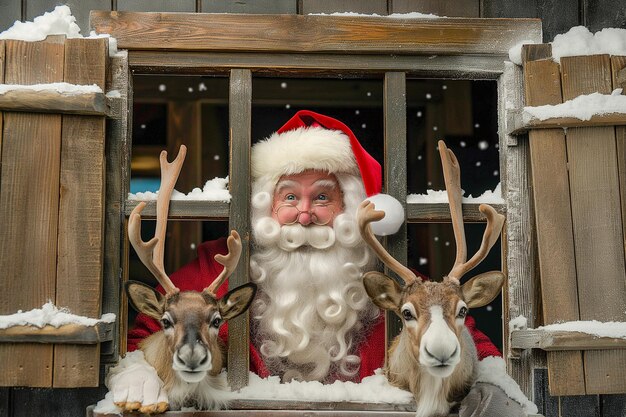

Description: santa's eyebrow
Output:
[312,179,339,190]
[274,179,300,194]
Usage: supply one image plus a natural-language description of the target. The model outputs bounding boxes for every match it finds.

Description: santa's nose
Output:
[298,211,312,225]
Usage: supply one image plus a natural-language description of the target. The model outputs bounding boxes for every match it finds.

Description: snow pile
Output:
[0,5,118,56]
[524,89,626,121]
[310,12,441,19]
[0,82,103,95]
[128,177,232,202]
[508,26,626,65]
[475,357,538,414]
[509,315,528,331]
[232,369,414,404]
[407,183,504,204]
[0,302,115,329]
[552,26,626,63]
[0,6,81,41]
[540,320,626,339]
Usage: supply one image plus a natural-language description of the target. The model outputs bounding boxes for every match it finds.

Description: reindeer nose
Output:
[424,345,458,365]
[177,343,209,370]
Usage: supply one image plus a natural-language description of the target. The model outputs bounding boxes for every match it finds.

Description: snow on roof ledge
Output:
[524,89,626,122]
[0,302,115,330]
[508,26,626,65]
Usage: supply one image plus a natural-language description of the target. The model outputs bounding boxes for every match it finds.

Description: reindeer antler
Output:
[357,200,419,285]
[128,145,187,297]
[438,140,505,282]
[205,230,242,297]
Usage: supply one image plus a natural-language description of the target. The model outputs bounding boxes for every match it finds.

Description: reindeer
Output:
[358,140,505,417]
[121,145,256,413]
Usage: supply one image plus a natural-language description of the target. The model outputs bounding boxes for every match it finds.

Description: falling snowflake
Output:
[158,84,166,92]
[426,93,432,99]
[493,170,499,176]
[362,123,367,129]
[460,141,466,148]
[419,257,428,265]
[474,123,480,128]
[285,104,291,109]
[199,83,207,91]
[281,82,288,89]
[190,243,196,250]
[213,155,220,161]
[434,236,439,242]
[416,111,422,117]
[140,124,146,129]
[442,85,447,90]
[366,91,372,97]
[486,305,493,312]
[433,126,438,131]
[355,109,360,115]
[417,155,422,160]
[188,87,193,93]
[478,141,489,150]
[476,161,482,167]
[444,241,450,246]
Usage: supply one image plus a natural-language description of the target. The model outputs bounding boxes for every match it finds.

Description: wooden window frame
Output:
[92,11,542,405]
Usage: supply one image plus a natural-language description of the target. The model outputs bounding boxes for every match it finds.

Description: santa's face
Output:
[271,171,344,227]
[250,171,379,382]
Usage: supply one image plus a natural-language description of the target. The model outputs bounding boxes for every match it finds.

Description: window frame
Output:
[94,11,541,403]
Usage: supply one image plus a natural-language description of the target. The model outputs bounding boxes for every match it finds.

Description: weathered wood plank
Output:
[508,110,626,135]
[124,200,229,219]
[101,50,130,361]
[0,36,65,388]
[0,323,113,344]
[0,89,107,115]
[54,37,108,388]
[0,40,4,190]
[128,51,507,79]
[166,101,203,273]
[500,61,537,398]
[391,0,479,17]
[383,72,407,349]
[511,329,626,351]
[90,12,541,55]
[406,203,505,222]
[612,56,626,282]
[561,54,626,395]
[523,44,585,396]
[301,0,387,15]
[227,69,252,390]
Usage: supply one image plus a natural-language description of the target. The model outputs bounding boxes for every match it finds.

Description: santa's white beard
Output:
[250,213,380,383]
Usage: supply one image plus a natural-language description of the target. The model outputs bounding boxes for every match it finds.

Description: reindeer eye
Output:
[211,317,222,328]
[402,309,414,321]
[161,318,173,329]
[457,306,468,319]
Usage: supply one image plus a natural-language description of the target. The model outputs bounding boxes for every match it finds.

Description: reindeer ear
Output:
[125,281,166,320]
[363,271,403,311]
[218,283,257,321]
[461,271,505,308]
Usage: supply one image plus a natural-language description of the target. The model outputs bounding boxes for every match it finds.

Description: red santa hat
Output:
[251,110,381,196]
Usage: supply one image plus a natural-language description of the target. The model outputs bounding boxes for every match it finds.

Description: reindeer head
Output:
[358,140,504,379]
[125,146,256,384]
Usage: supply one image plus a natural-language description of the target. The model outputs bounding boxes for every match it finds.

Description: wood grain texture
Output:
[392,0,479,17]
[0,36,65,388]
[0,90,107,115]
[128,51,507,79]
[612,56,626,286]
[54,37,108,388]
[523,44,585,396]
[383,72,407,348]
[89,12,541,55]
[508,111,626,135]
[561,55,626,395]
[511,329,626,351]
[499,61,537,398]
[0,323,112,344]
[227,69,252,390]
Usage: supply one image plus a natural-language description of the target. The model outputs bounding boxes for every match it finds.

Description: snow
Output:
[0,302,115,330]
[0,5,118,57]
[231,369,414,404]
[508,26,626,65]
[366,194,405,236]
[406,183,504,204]
[0,82,103,95]
[476,357,538,414]
[128,177,232,202]
[539,320,626,339]
[524,89,626,121]
[310,12,442,19]
[509,315,528,331]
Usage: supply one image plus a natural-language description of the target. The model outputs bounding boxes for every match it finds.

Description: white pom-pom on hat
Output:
[365,194,405,236]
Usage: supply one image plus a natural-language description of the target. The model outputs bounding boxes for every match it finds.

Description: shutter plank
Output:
[0,36,65,387]
[522,44,585,395]
[561,55,626,394]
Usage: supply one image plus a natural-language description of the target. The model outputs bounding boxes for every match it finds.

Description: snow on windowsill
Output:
[407,183,504,204]
[509,315,626,339]
[0,302,116,330]
[128,177,232,203]
[523,89,626,122]
[0,82,103,95]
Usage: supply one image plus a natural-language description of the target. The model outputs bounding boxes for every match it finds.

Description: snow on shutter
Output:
[0,35,123,388]
[509,44,626,396]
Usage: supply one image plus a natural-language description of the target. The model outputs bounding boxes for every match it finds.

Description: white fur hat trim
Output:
[252,126,359,182]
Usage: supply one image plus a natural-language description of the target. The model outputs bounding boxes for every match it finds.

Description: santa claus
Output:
[116,110,517,413]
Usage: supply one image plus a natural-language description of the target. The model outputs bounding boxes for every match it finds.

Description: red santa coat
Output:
[128,238,502,381]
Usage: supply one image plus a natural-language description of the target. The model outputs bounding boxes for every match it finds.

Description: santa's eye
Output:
[316,193,328,201]
[285,194,297,201]
[402,309,414,321]
[457,306,468,319]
